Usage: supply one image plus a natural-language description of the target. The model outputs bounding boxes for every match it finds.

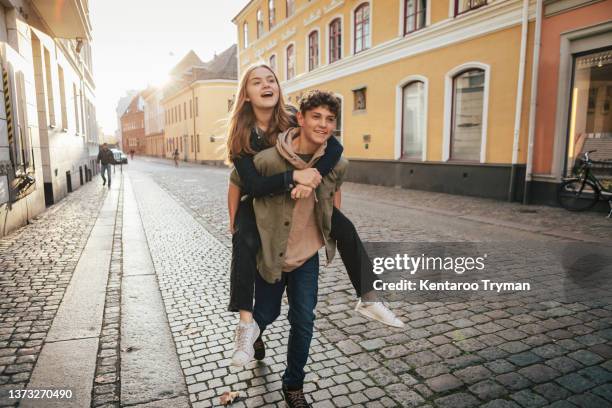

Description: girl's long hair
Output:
[225,63,292,163]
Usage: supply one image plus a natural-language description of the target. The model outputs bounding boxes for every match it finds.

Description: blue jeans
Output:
[101,164,111,186]
[253,253,319,388]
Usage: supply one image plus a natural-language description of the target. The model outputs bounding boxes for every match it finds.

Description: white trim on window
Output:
[443,62,490,163]
[285,41,297,81]
[305,28,321,72]
[398,0,431,37]
[395,74,428,161]
[325,14,344,65]
[350,1,373,56]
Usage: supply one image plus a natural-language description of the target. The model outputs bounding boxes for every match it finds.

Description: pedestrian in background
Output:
[96,143,115,189]
[130,149,135,160]
[173,148,180,167]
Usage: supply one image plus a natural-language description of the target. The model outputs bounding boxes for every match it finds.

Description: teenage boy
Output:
[230,90,345,407]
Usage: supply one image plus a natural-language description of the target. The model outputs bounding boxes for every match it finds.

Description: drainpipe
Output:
[523,0,543,204]
[192,84,197,163]
[508,0,530,202]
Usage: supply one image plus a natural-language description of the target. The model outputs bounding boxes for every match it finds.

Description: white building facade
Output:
[0,0,98,237]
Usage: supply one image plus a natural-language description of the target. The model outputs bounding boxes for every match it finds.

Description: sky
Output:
[90,0,247,134]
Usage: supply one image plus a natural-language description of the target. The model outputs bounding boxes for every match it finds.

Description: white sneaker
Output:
[230,321,260,367]
[355,300,405,328]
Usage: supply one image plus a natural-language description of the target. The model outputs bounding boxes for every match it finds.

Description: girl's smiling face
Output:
[245,67,280,110]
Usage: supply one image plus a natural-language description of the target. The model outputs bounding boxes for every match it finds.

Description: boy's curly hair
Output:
[299,90,340,118]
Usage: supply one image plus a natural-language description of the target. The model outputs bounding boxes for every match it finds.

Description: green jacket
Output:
[230,147,348,284]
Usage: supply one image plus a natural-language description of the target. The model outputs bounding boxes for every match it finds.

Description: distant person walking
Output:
[96,143,115,189]
[130,149,135,160]
[173,149,180,167]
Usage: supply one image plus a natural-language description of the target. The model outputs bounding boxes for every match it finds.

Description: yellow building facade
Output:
[163,81,236,163]
[162,46,238,164]
[233,0,537,200]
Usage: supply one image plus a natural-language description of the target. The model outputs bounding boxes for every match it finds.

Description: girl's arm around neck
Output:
[233,154,294,198]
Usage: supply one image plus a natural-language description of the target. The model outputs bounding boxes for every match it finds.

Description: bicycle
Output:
[557,150,612,217]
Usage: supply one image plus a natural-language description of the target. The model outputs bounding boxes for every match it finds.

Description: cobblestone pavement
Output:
[0,180,109,407]
[130,157,611,408]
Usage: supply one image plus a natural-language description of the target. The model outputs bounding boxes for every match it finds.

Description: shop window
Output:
[58,65,68,129]
[565,48,612,178]
[402,81,426,158]
[243,22,249,48]
[451,69,484,161]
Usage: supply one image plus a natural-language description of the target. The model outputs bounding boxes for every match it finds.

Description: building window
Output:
[286,0,295,17]
[257,9,264,39]
[404,0,426,35]
[353,87,366,110]
[197,134,201,153]
[243,22,249,48]
[6,66,35,176]
[308,31,319,71]
[402,81,426,158]
[565,48,612,176]
[455,0,487,16]
[183,102,187,120]
[269,0,276,29]
[329,18,342,64]
[58,65,68,129]
[354,3,371,54]
[43,48,56,127]
[195,97,199,116]
[286,44,295,80]
[73,83,80,133]
[178,105,181,122]
[451,69,485,161]
[269,54,277,72]
[191,135,194,152]
[189,99,193,118]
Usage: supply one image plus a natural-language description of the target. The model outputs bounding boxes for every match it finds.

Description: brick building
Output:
[120,94,145,156]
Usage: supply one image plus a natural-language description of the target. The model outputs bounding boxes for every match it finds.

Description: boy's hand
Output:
[291,184,313,200]
[293,168,321,188]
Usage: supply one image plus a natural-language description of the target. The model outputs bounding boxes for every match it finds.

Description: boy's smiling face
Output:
[296,106,337,146]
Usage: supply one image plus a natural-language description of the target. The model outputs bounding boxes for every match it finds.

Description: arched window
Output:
[286,44,295,80]
[269,0,276,29]
[243,22,249,48]
[286,0,295,17]
[354,3,370,54]
[308,31,319,71]
[402,81,426,158]
[269,54,277,73]
[329,18,342,63]
[257,9,264,39]
[451,69,485,161]
[404,0,426,35]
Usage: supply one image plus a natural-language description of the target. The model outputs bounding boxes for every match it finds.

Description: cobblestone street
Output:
[1,157,611,408]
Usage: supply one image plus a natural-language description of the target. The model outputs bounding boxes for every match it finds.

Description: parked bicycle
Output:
[557,150,612,217]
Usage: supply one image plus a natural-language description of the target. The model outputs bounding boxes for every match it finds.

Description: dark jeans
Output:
[253,254,319,388]
[228,198,376,312]
[100,164,112,186]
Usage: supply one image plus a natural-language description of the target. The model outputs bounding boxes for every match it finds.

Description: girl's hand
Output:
[229,222,235,234]
[291,185,313,200]
[293,168,321,188]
